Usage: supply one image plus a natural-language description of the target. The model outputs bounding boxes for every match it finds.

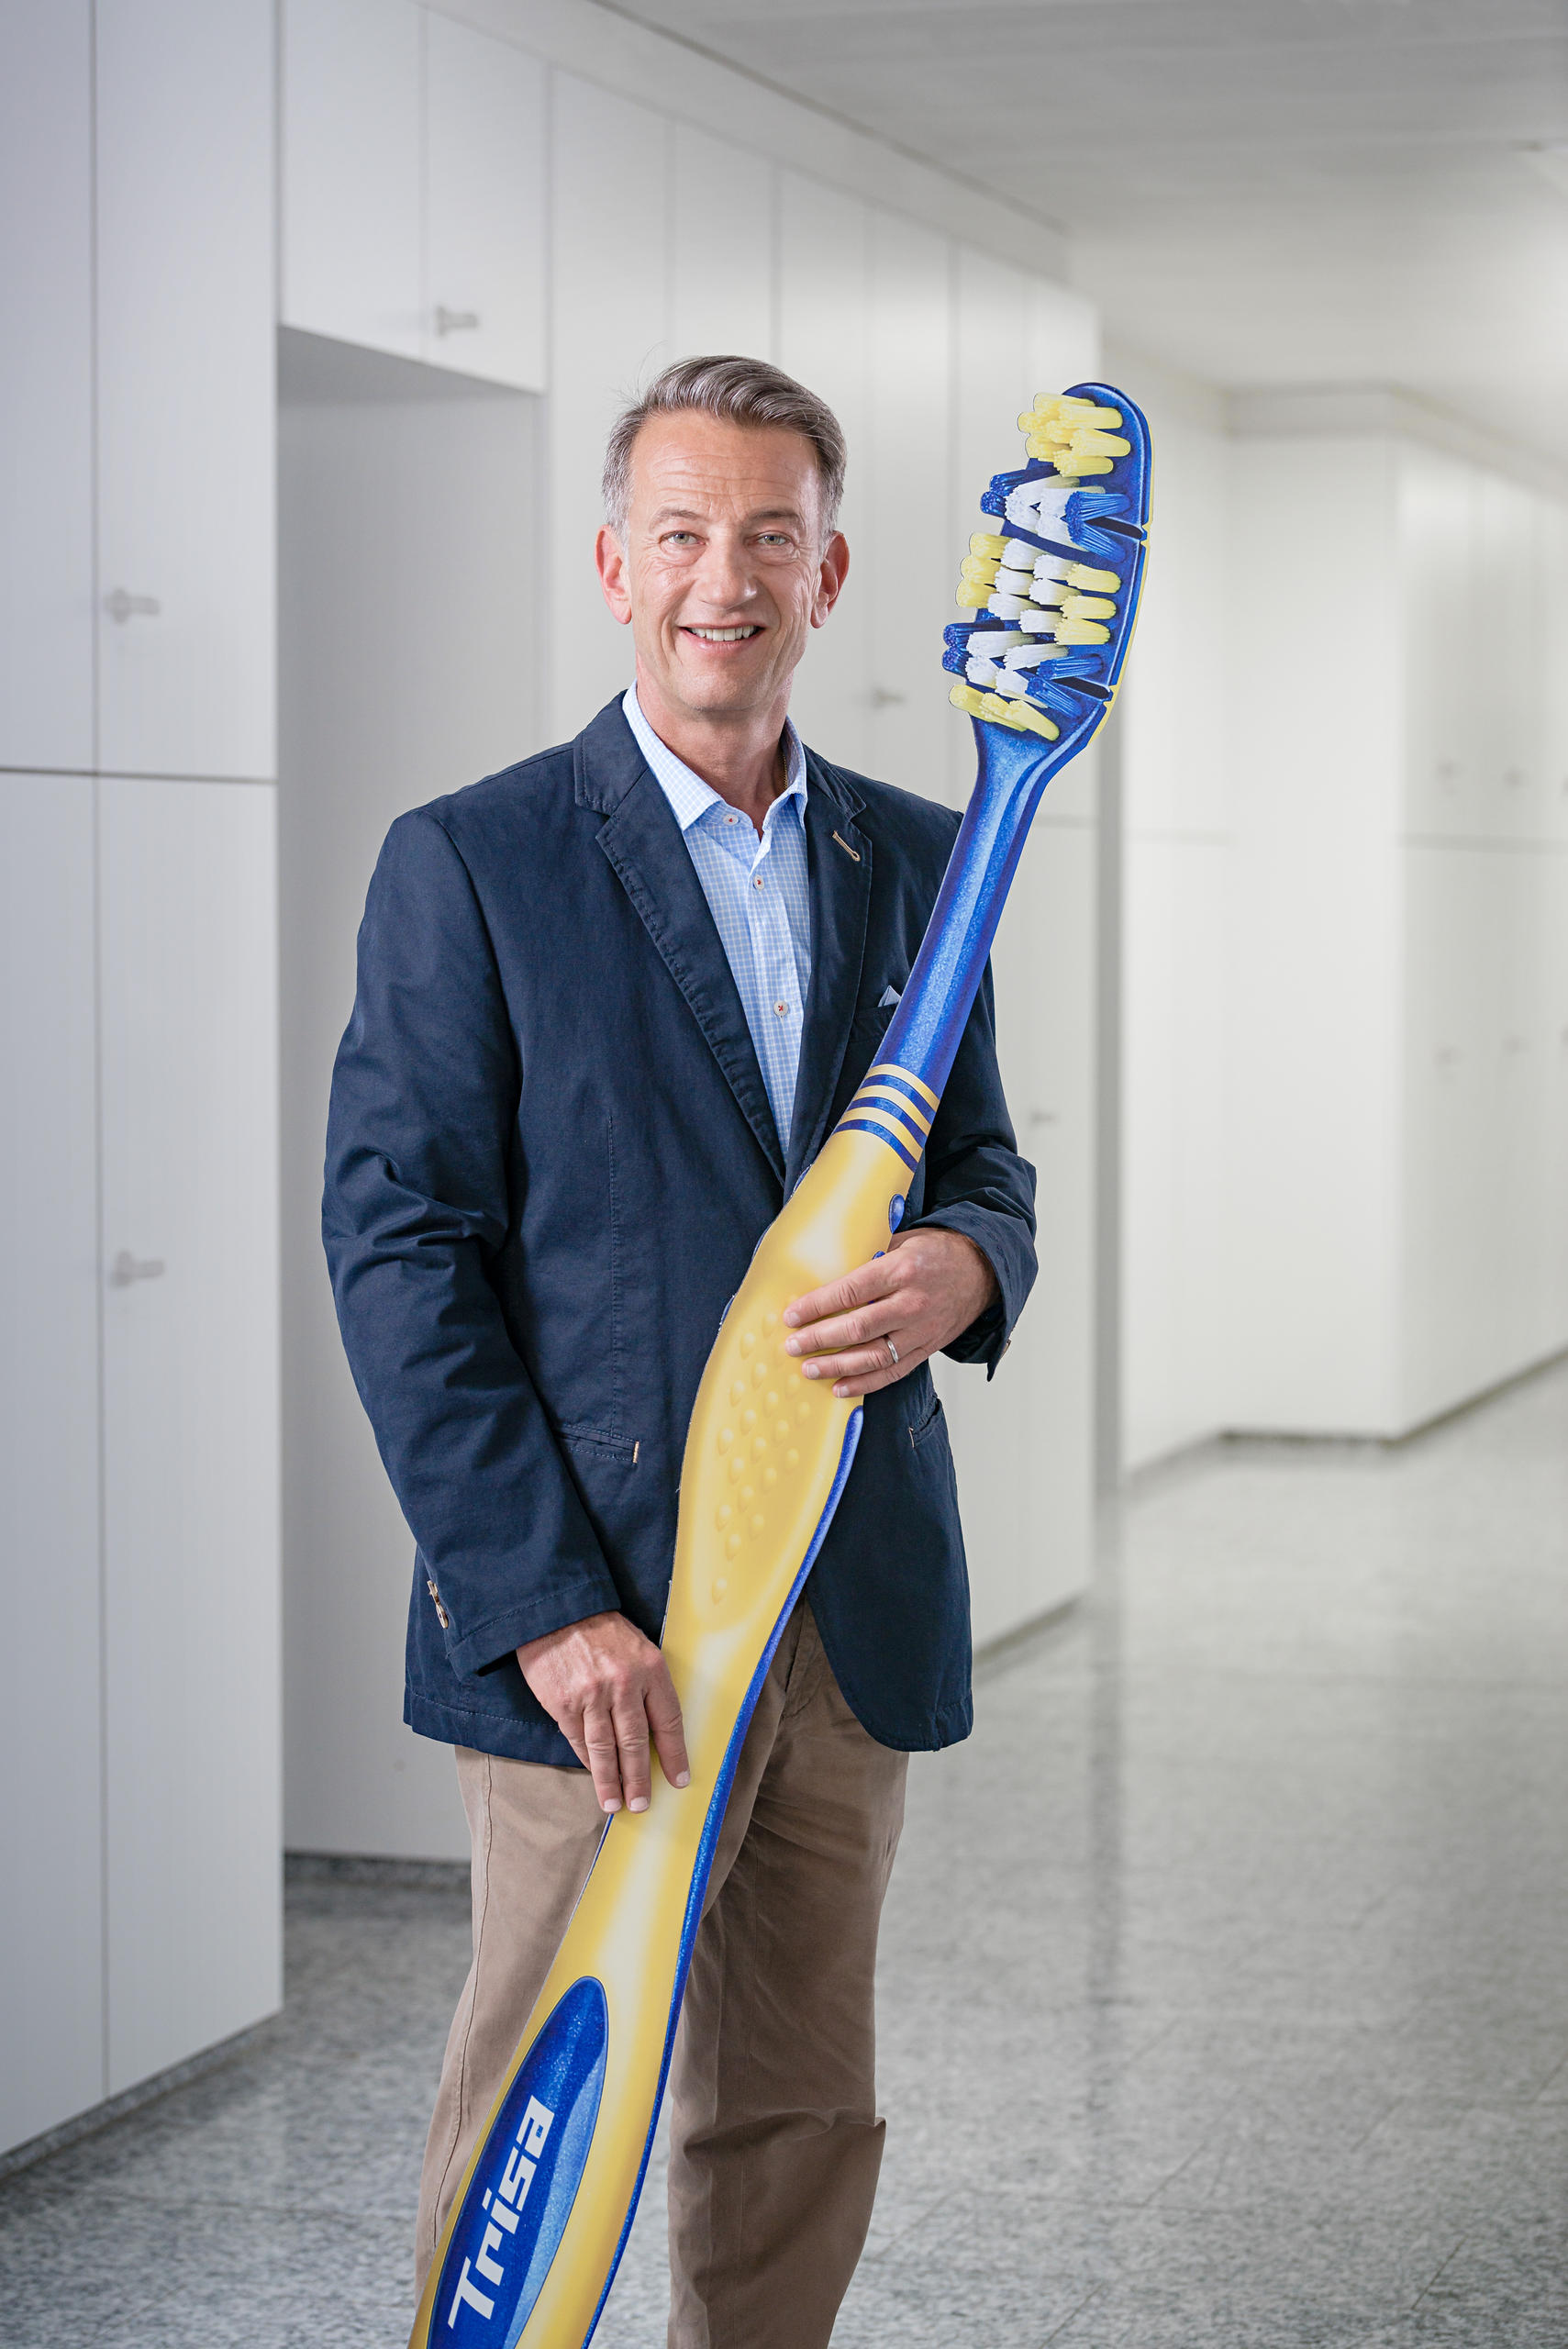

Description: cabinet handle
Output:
[1028,1109,1059,1126]
[872,686,906,707]
[109,1250,166,1287]
[105,588,161,623]
[434,306,481,336]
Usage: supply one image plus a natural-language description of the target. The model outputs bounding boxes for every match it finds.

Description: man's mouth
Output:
[683,625,762,642]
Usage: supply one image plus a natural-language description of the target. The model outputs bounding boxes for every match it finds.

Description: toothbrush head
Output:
[948,381,1151,753]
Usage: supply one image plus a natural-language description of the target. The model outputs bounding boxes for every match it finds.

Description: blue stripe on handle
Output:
[845,1092,929,1146]
[853,1071,932,1119]
[829,1118,919,1172]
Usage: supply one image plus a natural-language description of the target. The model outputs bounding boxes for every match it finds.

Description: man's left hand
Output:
[782,1228,999,1398]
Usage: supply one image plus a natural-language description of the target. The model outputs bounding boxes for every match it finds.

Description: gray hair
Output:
[602,354,847,542]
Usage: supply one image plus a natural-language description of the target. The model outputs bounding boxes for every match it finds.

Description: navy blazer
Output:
[322,699,1038,1762]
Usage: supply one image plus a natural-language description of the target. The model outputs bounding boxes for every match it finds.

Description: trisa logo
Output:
[430,1977,609,2344]
[447,2097,554,2329]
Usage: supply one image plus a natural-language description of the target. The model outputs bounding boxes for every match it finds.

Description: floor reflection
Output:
[2,1361,1564,2346]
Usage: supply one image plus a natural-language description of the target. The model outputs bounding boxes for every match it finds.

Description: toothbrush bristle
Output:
[947,382,1148,740]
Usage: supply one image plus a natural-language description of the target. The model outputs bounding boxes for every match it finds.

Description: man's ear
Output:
[596,525,632,626]
[811,531,850,629]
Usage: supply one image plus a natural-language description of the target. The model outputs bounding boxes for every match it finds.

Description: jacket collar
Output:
[584,699,784,1179]
[577,699,872,1194]
[785,751,872,1192]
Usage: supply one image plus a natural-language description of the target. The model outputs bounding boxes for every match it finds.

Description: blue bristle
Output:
[979,466,1132,562]
[1023,650,1106,718]
[943,620,1012,677]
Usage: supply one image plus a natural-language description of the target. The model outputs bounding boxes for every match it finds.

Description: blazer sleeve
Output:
[910,959,1039,1376]
[321,808,623,1675]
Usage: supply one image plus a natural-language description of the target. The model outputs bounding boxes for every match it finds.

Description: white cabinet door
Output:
[952,247,1035,807]
[0,777,105,2154]
[0,3,95,773]
[96,0,276,782]
[777,172,872,773]
[1476,473,1539,840]
[99,778,281,2094]
[423,11,546,390]
[1398,447,1475,841]
[670,125,773,364]
[868,208,951,804]
[549,72,670,737]
[936,818,1095,1643]
[281,0,422,360]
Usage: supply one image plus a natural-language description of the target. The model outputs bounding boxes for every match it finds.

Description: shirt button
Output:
[774,1001,788,1016]
[752,875,763,889]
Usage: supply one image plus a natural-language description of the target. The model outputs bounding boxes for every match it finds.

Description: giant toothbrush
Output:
[410,381,1151,2349]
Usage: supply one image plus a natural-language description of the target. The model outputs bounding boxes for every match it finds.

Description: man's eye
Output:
[663,531,697,547]
[757,533,792,549]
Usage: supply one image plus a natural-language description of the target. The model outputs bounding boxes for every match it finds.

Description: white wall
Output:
[276,9,1101,1854]
[278,338,540,1856]
[1222,422,1568,1437]
[1105,380,1568,1465]
[1,0,281,2156]
[1106,349,1232,1472]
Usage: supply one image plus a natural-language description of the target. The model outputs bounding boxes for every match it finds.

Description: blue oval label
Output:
[432,1976,609,2347]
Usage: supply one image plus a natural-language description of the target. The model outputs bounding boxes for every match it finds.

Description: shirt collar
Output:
[623,685,806,837]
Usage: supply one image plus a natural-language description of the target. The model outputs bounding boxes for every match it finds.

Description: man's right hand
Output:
[516,1612,690,1816]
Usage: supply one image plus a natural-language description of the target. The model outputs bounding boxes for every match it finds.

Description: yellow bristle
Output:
[984,693,1059,740]
[1066,563,1119,592]
[955,584,982,609]
[1058,395,1123,429]
[1051,619,1112,645]
[1062,594,1116,621]
[961,556,999,584]
[950,681,1059,741]
[970,531,1006,559]
[1052,454,1114,477]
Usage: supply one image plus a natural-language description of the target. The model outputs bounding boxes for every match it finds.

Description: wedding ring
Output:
[884,1338,900,1367]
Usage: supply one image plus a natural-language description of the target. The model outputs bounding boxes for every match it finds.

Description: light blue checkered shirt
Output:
[623,686,812,1152]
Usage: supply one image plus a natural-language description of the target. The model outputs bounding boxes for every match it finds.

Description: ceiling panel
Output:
[602,0,1568,460]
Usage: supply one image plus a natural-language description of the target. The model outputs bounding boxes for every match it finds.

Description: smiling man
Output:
[323,356,1037,2346]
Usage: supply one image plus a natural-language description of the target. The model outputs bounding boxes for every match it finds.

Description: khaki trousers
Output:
[415,1598,909,2349]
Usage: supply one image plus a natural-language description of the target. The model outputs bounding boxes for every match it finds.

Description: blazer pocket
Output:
[557,1424,638,1466]
[906,1384,945,1449]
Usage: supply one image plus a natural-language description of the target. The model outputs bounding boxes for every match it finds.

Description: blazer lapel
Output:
[785,756,873,1192]
[581,703,785,1183]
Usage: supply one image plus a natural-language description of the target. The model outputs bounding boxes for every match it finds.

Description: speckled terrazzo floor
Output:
[3,1360,1565,2346]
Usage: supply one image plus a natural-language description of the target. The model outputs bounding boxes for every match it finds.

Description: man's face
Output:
[596,412,848,725]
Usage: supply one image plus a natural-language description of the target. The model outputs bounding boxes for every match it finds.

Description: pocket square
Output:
[878,985,902,1008]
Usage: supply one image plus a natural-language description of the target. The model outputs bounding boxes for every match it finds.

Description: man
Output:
[323,354,1037,2346]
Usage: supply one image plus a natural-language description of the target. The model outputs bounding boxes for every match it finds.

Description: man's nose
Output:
[690,537,757,607]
